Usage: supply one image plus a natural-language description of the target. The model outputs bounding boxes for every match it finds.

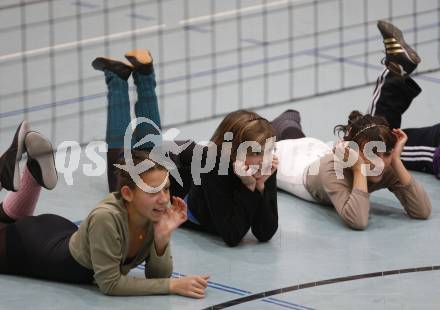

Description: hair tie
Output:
[352,124,389,140]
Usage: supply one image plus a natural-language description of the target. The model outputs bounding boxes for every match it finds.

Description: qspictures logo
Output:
[55,117,389,192]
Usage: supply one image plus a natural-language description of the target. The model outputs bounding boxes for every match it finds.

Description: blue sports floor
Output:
[0,0,440,309]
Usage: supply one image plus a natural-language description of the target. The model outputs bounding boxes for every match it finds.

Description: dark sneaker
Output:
[377,20,421,75]
[92,57,133,80]
[0,121,29,191]
[24,131,58,190]
[124,49,154,75]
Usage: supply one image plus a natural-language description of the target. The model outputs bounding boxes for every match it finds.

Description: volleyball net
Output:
[0,0,439,147]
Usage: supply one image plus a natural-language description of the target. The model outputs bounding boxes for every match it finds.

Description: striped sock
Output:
[2,166,41,220]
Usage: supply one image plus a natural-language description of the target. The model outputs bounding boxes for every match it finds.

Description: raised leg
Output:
[271,109,305,141]
[367,69,421,129]
[125,49,162,150]
[92,57,133,192]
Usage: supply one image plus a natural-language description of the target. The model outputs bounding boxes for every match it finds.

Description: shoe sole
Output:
[378,21,421,64]
[13,121,29,190]
[125,50,152,67]
[91,57,129,70]
[25,132,58,190]
[2,121,29,191]
[124,50,154,75]
[125,55,145,68]
[92,57,133,80]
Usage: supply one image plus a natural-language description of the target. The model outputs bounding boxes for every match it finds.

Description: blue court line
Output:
[241,38,269,46]
[205,285,246,296]
[262,298,307,310]
[1,23,438,118]
[73,219,313,309]
[71,1,99,9]
[307,51,440,84]
[127,13,155,22]
[174,21,439,83]
[141,267,313,309]
[2,46,438,120]
[185,25,211,33]
[1,22,439,120]
[0,92,106,118]
[266,297,315,310]
[205,282,251,295]
[173,272,314,309]
[135,266,246,296]
[169,271,252,295]
[205,284,247,296]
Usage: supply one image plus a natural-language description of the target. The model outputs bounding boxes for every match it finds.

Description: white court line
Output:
[0,24,166,63]
[0,0,306,62]
[179,0,302,26]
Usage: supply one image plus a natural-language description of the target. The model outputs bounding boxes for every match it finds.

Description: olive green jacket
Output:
[69,193,172,295]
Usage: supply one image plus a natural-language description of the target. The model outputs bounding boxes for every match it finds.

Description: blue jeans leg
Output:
[105,70,131,149]
[133,70,162,150]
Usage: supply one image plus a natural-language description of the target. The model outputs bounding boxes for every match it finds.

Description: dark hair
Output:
[116,149,167,193]
[334,111,396,152]
[210,110,276,160]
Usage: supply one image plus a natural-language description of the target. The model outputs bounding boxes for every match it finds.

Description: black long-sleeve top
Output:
[170,144,278,247]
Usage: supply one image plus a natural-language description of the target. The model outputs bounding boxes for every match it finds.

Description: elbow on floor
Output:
[348,218,368,231]
[101,287,116,296]
[411,207,431,220]
[99,281,119,296]
[224,238,241,247]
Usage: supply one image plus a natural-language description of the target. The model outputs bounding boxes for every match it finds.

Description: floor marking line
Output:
[267,297,315,310]
[204,265,440,309]
[172,271,252,294]
[72,1,99,9]
[262,299,307,310]
[74,220,316,310]
[179,0,290,26]
[0,24,166,63]
[1,23,439,120]
[0,0,301,61]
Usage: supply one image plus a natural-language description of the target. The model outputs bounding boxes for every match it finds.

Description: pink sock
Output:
[2,166,41,220]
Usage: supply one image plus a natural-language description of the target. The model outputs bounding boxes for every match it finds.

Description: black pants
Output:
[106,110,306,192]
[0,214,94,283]
[267,70,439,176]
[367,69,440,175]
